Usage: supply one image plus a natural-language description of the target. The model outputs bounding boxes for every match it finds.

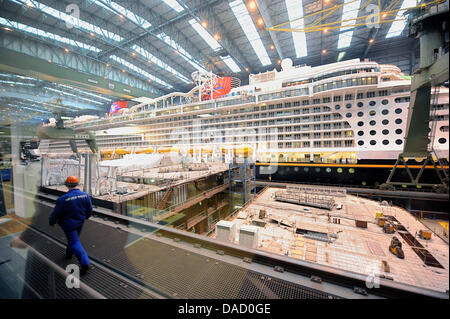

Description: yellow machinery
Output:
[419,230,432,240]
[378,217,386,227]
[375,211,383,219]
[389,237,405,259]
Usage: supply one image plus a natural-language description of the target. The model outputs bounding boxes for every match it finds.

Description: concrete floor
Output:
[229,187,449,294]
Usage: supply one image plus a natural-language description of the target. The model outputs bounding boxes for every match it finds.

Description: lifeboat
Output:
[115,148,131,155]
[234,146,253,156]
[135,148,154,154]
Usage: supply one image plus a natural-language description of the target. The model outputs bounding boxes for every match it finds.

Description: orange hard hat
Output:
[65,176,79,187]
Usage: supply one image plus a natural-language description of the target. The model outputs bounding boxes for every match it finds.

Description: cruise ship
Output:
[45,58,449,188]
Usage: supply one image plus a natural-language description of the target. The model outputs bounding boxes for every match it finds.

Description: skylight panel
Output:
[16,0,122,41]
[188,19,222,52]
[44,87,104,105]
[222,56,241,73]
[91,0,152,29]
[0,17,101,52]
[337,0,361,49]
[157,33,207,72]
[132,45,190,84]
[285,0,307,58]
[386,0,417,38]
[110,55,173,88]
[163,0,184,13]
[229,0,271,66]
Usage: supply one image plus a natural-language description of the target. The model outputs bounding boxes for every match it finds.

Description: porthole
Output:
[369,101,376,106]
[315,167,321,172]
[382,109,389,115]
[369,120,376,126]
[369,110,376,116]
[381,99,389,105]
[304,167,309,172]
[357,111,364,117]
[382,140,389,145]
[335,104,341,110]
[346,103,352,109]
[346,113,352,118]
[358,140,364,146]
[395,129,403,134]
[357,121,364,127]
[395,118,402,124]
[438,138,447,144]
[358,131,364,136]
[370,130,376,135]
[395,108,402,114]
[326,168,331,173]
[337,168,343,173]
[362,181,367,186]
[357,102,364,108]
[395,139,403,145]
[349,168,355,174]
[370,140,376,145]
[382,129,389,135]
[382,119,389,125]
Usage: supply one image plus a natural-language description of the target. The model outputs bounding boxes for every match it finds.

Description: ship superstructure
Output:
[45,58,449,187]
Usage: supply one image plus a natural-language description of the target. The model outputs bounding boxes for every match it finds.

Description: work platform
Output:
[229,187,449,294]
[0,191,447,299]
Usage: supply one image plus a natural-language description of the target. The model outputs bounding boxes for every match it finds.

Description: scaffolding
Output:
[228,158,256,213]
[274,190,335,210]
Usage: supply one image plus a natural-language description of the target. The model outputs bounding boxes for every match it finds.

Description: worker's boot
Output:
[80,265,89,276]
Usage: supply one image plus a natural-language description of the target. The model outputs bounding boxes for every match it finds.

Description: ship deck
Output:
[228,187,449,293]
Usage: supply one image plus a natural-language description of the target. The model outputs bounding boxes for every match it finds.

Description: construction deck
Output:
[44,162,229,204]
[229,187,449,294]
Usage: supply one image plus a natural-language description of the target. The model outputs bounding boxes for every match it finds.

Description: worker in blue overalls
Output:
[49,176,92,275]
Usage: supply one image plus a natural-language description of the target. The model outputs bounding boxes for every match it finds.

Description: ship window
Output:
[382,109,389,115]
[326,167,331,173]
[369,120,376,126]
[304,167,309,172]
[357,102,364,107]
[358,131,364,136]
[382,119,389,125]
[357,121,364,126]
[315,167,321,172]
[438,138,447,144]
[395,118,402,124]
[369,101,376,106]
[381,99,389,105]
[346,113,352,118]
[345,103,352,109]
[382,129,389,135]
[370,130,376,135]
[349,168,355,174]
[395,129,403,134]
[335,104,341,110]
[369,110,376,116]
[383,140,389,145]
[358,140,364,146]
[357,111,363,117]
[396,139,403,145]
[395,108,402,114]
[370,140,376,145]
[337,168,343,173]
